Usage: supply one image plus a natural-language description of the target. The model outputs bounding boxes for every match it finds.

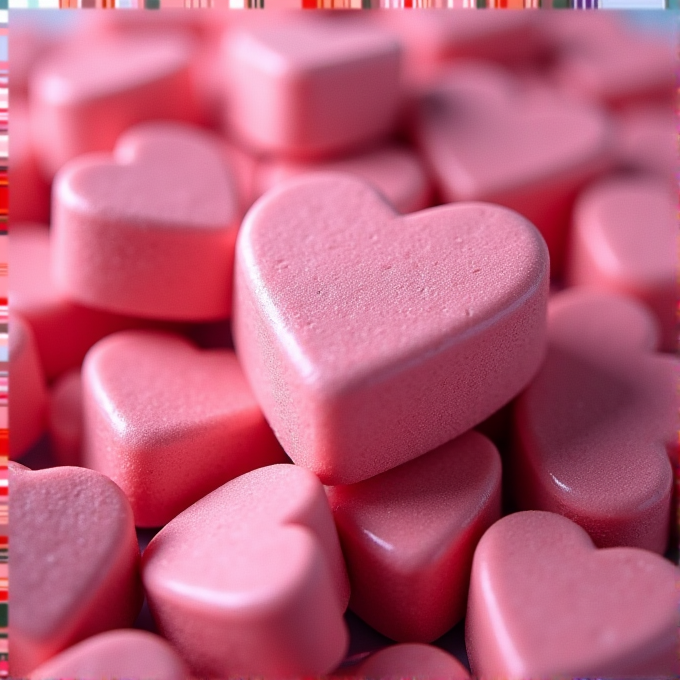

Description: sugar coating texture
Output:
[142,464,349,677]
[83,330,287,527]
[10,463,141,677]
[567,175,676,352]
[30,32,199,177]
[48,368,82,467]
[28,630,188,680]
[52,122,240,321]
[234,173,549,485]
[466,511,680,678]
[9,313,47,459]
[223,16,402,159]
[327,430,501,642]
[10,223,137,379]
[512,289,676,554]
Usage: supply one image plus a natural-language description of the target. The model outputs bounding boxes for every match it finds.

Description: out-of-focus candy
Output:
[9,313,47,459]
[223,17,402,159]
[47,368,82,467]
[466,511,680,678]
[234,173,549,485]
[511,289,675,553]
[52,123,240,321]
[10,462,141,677]
[83,330,287,527]
[567,175,676,351]
[29,630,189,680]
[142,464,349,677]
[327,430,501,642]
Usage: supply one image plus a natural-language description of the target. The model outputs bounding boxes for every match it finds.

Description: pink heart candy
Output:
[52,122,240,321]
[48,368,82,467]
[567,175,676,352]
[327,430,501,642]
[142,463,350,677]
[413,63,611,272]
[466,511,680,678]
[234,173,548,485]
[10,462,141,677]
[512,289,676,553]
[29,630,188,680]
[83,330,287,527]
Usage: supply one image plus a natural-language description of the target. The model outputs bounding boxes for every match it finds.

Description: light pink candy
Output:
[234,173,548,485]
[143,464,350,677]
[466,511,680,678]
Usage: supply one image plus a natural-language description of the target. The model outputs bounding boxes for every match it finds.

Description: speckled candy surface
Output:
[29,630,188,680]
[10,462,141,677]
[52,123,240,321]
[466,511,680,679]
[223,17,402,159]
[142,463,349,677]
[83,330,286,527]
[327,430,501,642]
[234,173,548,485]
[567,175,676,352]
[512,289,675,553]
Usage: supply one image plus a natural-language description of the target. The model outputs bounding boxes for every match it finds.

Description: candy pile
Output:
[9,9,678,679]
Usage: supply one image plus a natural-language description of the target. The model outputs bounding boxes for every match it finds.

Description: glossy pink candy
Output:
[142,464,350,677]
[349,643,469,680]
[52,122,240,321]
[234,173,548,485]
[83,330,286,527]
[413,62,611,272]
[512,289,675,553]
[327,430,501,642]
[567,175,676,352]
[223,17,402,159]
[256,145,432,215]
[29,630,188,680]
[48,368,82,467]
[10,462,141,677]
[9,314,47,459]
[30,32,199,177]
[466,511,680,678]
[10,223,137,379]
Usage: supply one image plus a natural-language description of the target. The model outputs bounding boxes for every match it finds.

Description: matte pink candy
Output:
[9,314,47,459]
[223,17,402,159]
[48,368,82,467]
[466,511,680,678]
[10,223,138,379]
[52,123,240,321]
[29,630,188,680]
[83,330,287,527]
[142,464,350,677]
[567,175,676,352]
[234,173,548,485]
[413,63,611,272]
[327,430,501,642]
[29,32,199,177]
[350,643,469,679]
[256,145,432,214]
[10,462,141,677]
[512,289,675,553]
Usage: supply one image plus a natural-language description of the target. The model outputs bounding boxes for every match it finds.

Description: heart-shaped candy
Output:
[142,463,350,677]
[512,289,676,553]
[52,122,240,321]
[29,630,188,680]
[466,511,679,678]
[567,175,676,352]
[83,330,286,527]
[412,63,611,271]
[10,462,141,677]
[327,430,501,642]
[234,173,548,485]
[30,32,199,176]
[48,368,82,467]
